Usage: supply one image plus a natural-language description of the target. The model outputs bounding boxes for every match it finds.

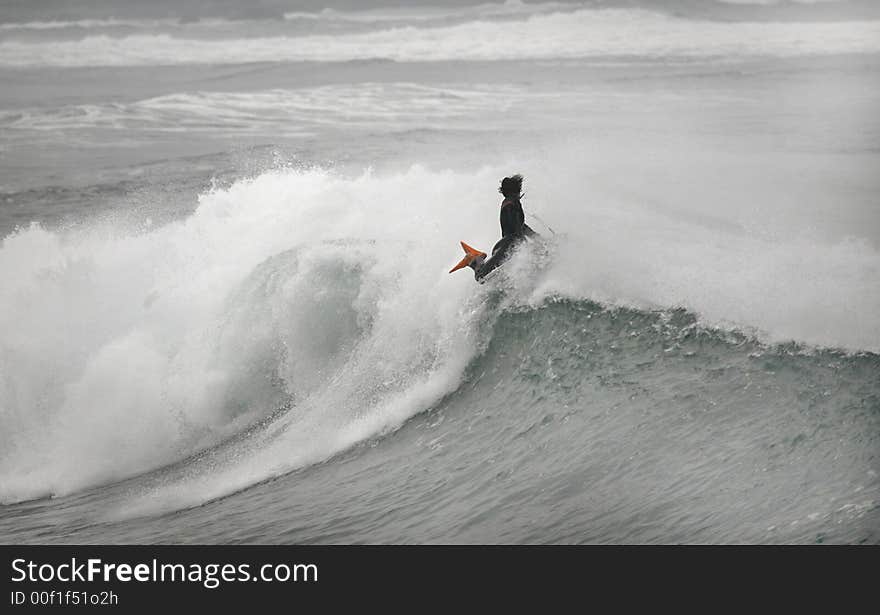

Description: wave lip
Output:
[2,9,880,67]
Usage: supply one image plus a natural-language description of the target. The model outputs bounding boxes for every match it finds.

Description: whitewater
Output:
[1,1,878,543]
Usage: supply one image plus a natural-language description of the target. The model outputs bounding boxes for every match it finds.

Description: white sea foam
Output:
[0,166,496,504]
[1,9,879,67]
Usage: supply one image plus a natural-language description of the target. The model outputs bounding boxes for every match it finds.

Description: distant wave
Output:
[718,0,843,5]
[2,8,879,67]
[0,0,568,33]
[0,83,582,135]
[0,16,287,33]
[282,0,572,24]
[0,18,175,31]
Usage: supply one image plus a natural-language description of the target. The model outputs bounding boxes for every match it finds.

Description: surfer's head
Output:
[499,174,523,199]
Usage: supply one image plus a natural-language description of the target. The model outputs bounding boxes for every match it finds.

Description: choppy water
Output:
[1,0,878,544]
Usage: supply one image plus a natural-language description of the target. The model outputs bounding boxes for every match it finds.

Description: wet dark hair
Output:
[499,174,523,199]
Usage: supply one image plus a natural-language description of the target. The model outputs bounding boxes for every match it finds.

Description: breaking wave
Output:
[0,164,877,508]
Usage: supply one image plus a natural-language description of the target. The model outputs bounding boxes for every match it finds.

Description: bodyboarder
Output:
[449,174,539,282]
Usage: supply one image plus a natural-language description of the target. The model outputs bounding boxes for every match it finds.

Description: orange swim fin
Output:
[449,241,487,273]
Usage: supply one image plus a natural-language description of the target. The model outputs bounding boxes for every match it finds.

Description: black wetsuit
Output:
[474,197,538,281]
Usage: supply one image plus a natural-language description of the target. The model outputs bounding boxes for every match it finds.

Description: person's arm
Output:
[513,200,540,237]
[517,200,539,237]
